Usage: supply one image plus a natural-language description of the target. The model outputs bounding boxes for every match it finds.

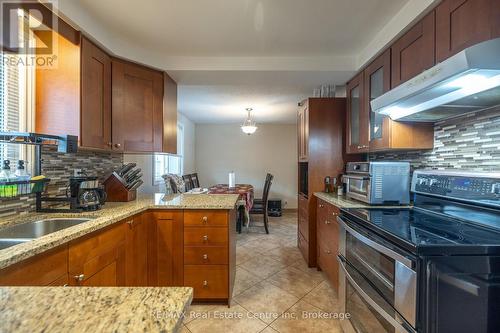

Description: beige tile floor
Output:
[181,212,344,333]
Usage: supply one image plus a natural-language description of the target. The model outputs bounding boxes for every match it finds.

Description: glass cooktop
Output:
[341,207,500,255]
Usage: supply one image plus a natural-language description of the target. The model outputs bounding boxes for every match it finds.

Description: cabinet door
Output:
[346,72,368,154]
[391,11,435,88]
[68,222,126,287]
[366,50,392,150]
[125,214,148,286]
[147,211,184,286]
[436,0,500,62]
[112,59,164,152]
[81,37,112,150]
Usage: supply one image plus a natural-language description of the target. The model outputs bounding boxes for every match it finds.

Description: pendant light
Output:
[241,108,258,135]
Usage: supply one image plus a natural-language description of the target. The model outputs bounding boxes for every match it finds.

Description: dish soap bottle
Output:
[0,160,16,197]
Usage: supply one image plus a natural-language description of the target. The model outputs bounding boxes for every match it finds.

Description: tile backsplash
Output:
[0,146,123,218]
[370,106,500,172]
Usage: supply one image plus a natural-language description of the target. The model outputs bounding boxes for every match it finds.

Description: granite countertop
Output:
[0,193,239,270]
[314,192,411,209]
[0,286,193,333]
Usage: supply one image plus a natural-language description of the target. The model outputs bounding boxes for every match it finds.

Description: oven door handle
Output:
[337,216,414,269]
[338,256,416,333]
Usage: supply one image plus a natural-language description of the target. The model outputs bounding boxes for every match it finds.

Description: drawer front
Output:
[184,247,228,265]
[184,211,228,227]
[184,227,228,246]
[317,240,339,291]
[184,265,228,299]
[317,214,339,248]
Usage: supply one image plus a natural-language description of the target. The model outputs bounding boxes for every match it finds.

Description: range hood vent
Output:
[371,38,500,122]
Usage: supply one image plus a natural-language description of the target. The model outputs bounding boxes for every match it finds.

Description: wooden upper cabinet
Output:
[366,49,392,150]
[436,0,500,62]
[298,102,309,161]
[346,72,368,154]
[367,50,434,151]
[163,74,178,154]
[111,59,164,153]
[391,11,435,88]
[81,37,112,150]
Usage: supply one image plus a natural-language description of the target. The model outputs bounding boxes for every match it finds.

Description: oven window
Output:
[346,232,395,304]
[347,282,396,333]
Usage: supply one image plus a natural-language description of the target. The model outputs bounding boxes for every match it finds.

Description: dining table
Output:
[208,184,254,233]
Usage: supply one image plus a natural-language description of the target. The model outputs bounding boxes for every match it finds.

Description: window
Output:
[0,51,34,172]
[153,123,184,184]
[0,10,35,173]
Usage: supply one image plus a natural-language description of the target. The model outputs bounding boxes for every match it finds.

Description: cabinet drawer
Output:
[184,211,228,227]
[184,227,228,246]
[317,213,339,247]
[317,240,339,291]
[184,247,228,265]
[184,265,228,299]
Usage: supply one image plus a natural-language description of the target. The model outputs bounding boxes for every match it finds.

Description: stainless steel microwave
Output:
[343,162,410,205]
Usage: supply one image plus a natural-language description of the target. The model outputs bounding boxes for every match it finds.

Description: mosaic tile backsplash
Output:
[370,107,500,172]
[0,146,123,218]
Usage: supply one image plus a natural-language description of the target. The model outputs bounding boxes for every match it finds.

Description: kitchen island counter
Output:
[0,193,239,270]
[0,286,193,333]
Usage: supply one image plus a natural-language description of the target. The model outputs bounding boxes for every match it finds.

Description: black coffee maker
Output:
[68,176,107,211]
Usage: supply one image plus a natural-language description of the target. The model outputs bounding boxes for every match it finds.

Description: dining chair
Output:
[183,174,194,191]
[190,173,200,188]
[249,173,274,234]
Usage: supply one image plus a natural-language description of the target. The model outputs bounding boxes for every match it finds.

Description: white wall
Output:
[124,112,196,194]
[195,124,298,209]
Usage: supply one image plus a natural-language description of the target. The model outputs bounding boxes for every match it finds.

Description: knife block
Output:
[103,173,137,202]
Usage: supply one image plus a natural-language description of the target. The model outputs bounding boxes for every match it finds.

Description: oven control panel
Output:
[411,171,500,205]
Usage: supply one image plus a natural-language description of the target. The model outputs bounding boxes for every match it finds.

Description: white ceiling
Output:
[59,0,434,124]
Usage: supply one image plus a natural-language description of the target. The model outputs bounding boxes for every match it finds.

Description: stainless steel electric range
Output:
[337,170,500,333]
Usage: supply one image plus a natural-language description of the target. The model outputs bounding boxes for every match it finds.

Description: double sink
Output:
[0,218,94,250]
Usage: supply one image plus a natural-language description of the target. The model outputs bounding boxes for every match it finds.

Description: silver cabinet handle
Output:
[74,274,85,282]
[337,217,414,268]
[127,220,134,227]
[203,254,208,260]
[324,220,331,225]
[114,143,121,149]
[325,249,331,254]
[203,280,208,287]
[332,212,338,217]
[319,204,324,208]
[202,216,208,223]
[337,257,416,333]
[203,235,208,241]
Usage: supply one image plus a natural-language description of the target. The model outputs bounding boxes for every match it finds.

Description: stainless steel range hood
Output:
[371,38,500,122]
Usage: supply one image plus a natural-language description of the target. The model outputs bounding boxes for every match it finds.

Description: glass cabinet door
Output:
[369,68,385,141]
[350,85,360,146]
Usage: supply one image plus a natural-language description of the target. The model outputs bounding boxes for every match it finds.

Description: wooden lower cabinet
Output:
[125,214,148,286]
[316,199,340,292]
[147,211,184,286]
[68,222,127,287]
[0,245,68,286]
[0,208,235,304]
[183,210,236,303]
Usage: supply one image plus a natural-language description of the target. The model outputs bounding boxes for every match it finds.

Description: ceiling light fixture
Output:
[241,108,258,135]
